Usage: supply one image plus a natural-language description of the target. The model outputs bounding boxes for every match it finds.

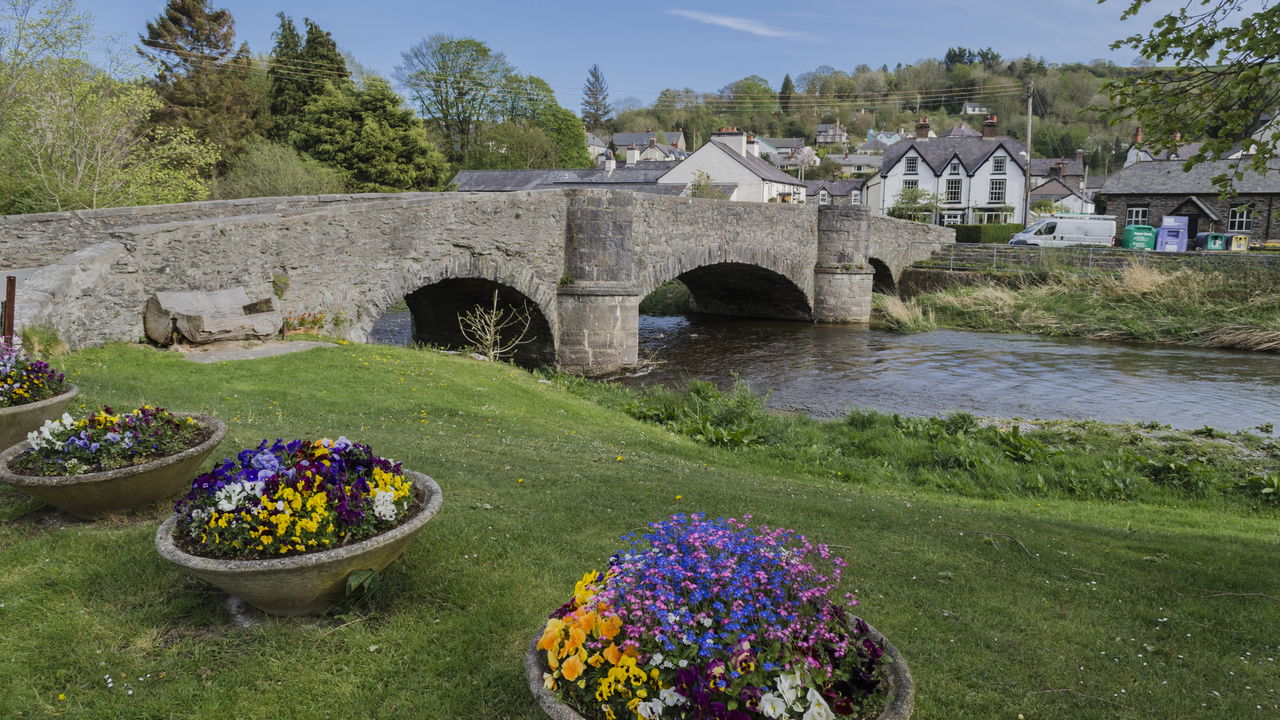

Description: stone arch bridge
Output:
[1,190,952,373]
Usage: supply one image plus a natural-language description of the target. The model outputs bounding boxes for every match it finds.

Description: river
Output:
[370,311,1280,433]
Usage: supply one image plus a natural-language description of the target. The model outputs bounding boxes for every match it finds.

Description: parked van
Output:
[1008,215,1117,248]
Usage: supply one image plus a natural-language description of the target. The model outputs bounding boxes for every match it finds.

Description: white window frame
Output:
[902,179,918,190]
[977,210,1010,224]
[1228,204,1253,232]
[904,156,918,175]
[949,161,960,175]
[818,190,831,205]
[992,156,1007,174]
[1126,206,1149,227]
[942,211,966,225]
[945,179,962,204]
[988,178,1006,204]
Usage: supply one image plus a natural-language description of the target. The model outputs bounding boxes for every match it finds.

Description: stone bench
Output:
[143,288,281,346]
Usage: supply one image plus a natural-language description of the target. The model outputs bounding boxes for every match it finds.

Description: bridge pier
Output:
[813,205,874,322]
[556,191,639,374]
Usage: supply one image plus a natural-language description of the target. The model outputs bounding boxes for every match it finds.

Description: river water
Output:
[370,311,1280,432]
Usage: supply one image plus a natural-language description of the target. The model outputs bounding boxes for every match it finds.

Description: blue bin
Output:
[1156,228,1187,252]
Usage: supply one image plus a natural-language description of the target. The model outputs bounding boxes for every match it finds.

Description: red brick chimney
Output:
[915,117,930,139]
[982,115,999,138]
[1133,126,1143,144]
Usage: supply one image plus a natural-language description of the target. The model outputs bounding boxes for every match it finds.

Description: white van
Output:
[1008,215,1117,248]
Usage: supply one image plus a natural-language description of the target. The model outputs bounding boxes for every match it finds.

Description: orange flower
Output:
[598,614,622,640]
[561,653,586,682]
[575,610,597,635]
[602,642,622,666]
[561,625,587,657]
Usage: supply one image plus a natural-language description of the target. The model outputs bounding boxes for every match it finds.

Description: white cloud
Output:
[666,9,820,41]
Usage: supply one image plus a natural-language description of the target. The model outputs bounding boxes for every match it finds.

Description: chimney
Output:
[626,143,640,166]
[1049,161,1063,178]
[916,117,930,140]
[1076,148,1084,164]
[746,133,759,157]
[1133,126,1143,144]
[604,150,615,173]
[710,126,747,156]
[982,114,998,138]
[1174,130,1182,143]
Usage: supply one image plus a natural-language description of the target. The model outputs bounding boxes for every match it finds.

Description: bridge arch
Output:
[636,245,815,321]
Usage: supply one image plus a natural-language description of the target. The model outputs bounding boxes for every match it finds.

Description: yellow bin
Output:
[1230,235,1250,252]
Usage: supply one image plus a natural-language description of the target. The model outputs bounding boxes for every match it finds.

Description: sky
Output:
[84,0,1186,111]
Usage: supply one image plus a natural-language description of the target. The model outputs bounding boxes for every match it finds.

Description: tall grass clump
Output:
[872,293,936,334]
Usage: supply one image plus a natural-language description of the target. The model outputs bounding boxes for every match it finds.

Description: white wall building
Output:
[863,116,1028,225]
[659,128,806,203]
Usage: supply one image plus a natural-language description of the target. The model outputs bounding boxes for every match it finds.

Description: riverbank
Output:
[0,343,1276,718]
[894,263,1280,352]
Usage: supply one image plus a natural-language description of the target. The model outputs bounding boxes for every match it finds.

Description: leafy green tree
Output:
[778,74,795,114]
[496,73,556,122]
[395,35,513,160]
[463,122,556,170]
[136,0,263,166]
[536,106,592,168]
[292,76,449,193]
[298,18,348,96]
[888,186,942,224]
[1,60,216,212]
[0,0,91,114]
[212,137,345,199]
[687,170,721,199]
[581,64,610,128]
[1101,0,1280,191]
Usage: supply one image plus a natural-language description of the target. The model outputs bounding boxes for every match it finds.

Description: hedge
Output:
[951,223,1024,244]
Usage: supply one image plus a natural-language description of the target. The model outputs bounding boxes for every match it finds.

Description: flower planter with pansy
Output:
[0,405,225,519]
[525,514,913,720]
[155,437,443,616]
[0,342,78,451]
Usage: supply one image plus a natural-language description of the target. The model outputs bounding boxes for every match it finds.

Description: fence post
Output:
[2,276,15,346]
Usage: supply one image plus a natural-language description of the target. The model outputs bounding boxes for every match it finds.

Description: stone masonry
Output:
[1,190,953,374]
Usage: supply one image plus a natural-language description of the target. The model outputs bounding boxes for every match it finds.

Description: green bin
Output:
[1120,224,1156,250]
[1194,232,1228,251]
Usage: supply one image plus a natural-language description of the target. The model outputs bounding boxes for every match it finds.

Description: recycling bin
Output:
[1193,232,1228,251]
[1230,235,1250,252]
[1156,216,1189,252]
[1120,225,1156,250]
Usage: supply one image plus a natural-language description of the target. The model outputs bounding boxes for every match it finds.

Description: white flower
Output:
[802,689,836,720]
[776,671,804,706]
[659,687,687,707]
[760,694,790,719]
[648,652,664,667]
[637,699,664,719]
[371,489,398,521]
[213,480,267,513]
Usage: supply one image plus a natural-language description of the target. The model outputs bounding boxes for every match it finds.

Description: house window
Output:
[988,179,1006,204]
[905,156,918,175]
[818,190,831,205]
[942,211,965,225]
[993,156,1007,174]
[1228,204,1254,232]
[977,210,1010,224]
[902,179,918,190]
[949,161,960,175]
[945,179,962,204]
[1126,206,1149,226]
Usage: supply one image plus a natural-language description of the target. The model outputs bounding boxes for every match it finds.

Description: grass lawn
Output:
[0,343,1276,719]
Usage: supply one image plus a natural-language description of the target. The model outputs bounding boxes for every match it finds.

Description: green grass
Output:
[638,280,692,316]
[1,344,1277,719]
[913,264,1280,352]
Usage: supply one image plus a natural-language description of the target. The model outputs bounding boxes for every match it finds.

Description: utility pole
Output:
[1024,81,1034,226]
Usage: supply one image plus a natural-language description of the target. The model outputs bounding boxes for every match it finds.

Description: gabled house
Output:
[826,152,880,176]
[816,122,849,145]
[585,131,609,160]
[1029,152,1086,192]
[620,138,687,163]
[612,130,686,152]
[1029,177,1094,215]
[862,115,1028,225]
[960,101,991,116]
[805,179,865,206]
[658,128,806,203]
[1098,159,1280,239]
[857,129,908,155]
[764,137,807,157]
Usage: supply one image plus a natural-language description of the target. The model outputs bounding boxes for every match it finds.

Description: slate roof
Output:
[452,165,678,193]
[1133,141,1206,162]
[881,136,1027,176]
[586,132,608,148]
[941,124,982,138]
[707,141,805,186]
[828,153,882,167]
[857,138,890,153]
[1029,177,1084,201]
[613,131,684,148]
[764,137,806,150]
[805,179,866,196]
[1029,157,1085,177]
[1100,159,1280,195]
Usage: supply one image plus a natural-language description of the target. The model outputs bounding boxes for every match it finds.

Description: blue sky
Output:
[86,0,1183,110]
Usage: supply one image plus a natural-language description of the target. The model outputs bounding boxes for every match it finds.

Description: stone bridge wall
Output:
[864,215,955,283]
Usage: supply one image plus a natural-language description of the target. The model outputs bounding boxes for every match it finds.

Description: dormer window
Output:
[993,156,1007,174]
[905,156,919,175]
[949,161,960,175]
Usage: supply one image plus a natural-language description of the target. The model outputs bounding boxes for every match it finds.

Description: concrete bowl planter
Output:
[155,471,443,616]
[523,619,914,720]
[0,411,225,520]
[0,383,79,453]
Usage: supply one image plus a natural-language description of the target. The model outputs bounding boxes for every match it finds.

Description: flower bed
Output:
[172,437,418,560]
[10,406,212,475]
[0,343,66,408]
[535,514,891,720]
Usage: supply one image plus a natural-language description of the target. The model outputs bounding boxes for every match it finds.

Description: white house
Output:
[816,122,849,145]
[613,130,686,152]
[1029,178,1094,216]
[585,131,609,160]
[863,116,1028,225]
[659,128,806,203]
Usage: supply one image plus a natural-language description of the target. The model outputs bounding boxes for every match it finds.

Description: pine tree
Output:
[137,0,263,167]
[581,64,610,129]
[267,13,306,141]
[779,74,795,115]
[298,19,349,98]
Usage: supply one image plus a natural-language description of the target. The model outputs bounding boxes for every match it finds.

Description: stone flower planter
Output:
[155,471,443,616]
[0,383,79,453]
[0,411,225,520]
[524,619,914,720]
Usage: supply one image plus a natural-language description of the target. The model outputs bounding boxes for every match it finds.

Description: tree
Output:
[888,186,942,224]
[212,137,345,199]
[298,18,348,96]
[581,64,610,128]
[688,170,721,199]
[536,106,592,168]
[496,73,556,122]
[1101,0,1280,191]
[395,35,513,160]
[0,0,91,115]
[463,122,556,170]
[265,13,304,141]
[137,0,264,166]
[291,76,449,193]
[778,74,795,114]
[1,60,216,212]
